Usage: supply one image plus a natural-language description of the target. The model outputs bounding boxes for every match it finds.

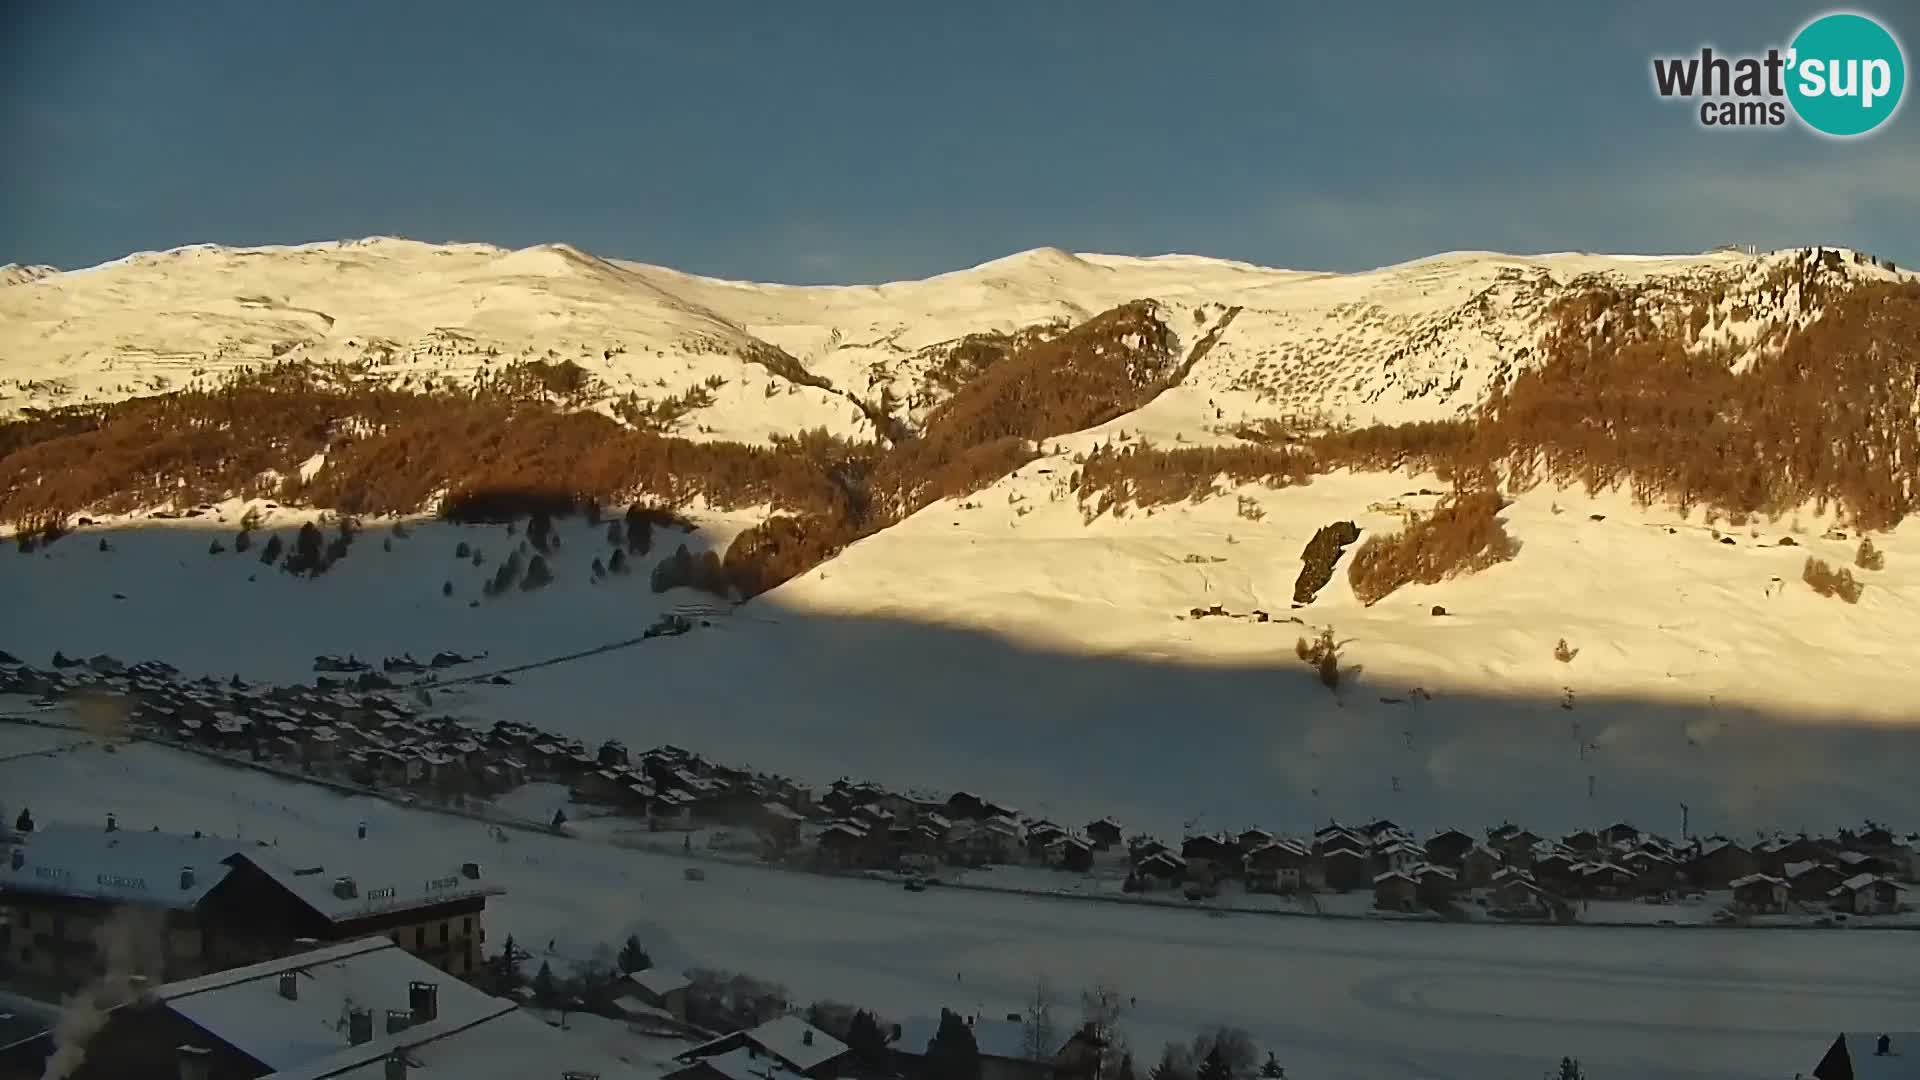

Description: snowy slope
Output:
[6,238,1904,438]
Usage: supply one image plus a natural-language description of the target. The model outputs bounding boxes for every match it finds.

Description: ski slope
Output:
[0,729,1908,1080]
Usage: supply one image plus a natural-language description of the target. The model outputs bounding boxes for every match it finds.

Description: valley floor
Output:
[1,727,1909,1080]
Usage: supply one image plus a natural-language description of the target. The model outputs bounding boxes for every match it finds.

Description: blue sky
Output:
[4,2,1916,283]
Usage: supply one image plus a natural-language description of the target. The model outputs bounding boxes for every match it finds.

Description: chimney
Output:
[8,849,20,871]
[409,980,438,1023]
[802,1029,813,1047]
[279,971,299,1001]
[385,1051,409,1080]
[106,813,118,833]
[177,1044,213,1080]
[180,866,196,891]
[334,876,358,900]
[128,974,152,1001]
[358,822,368,839]
[350,1008,373,1045]
[461,861,480,880]
[386,1009,413,1035]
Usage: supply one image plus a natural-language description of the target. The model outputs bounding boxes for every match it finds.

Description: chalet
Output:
[1025,821,1069,859]
[1786,860,1847,903]
[1244,840,1309,894]
[943,822,1000,867]
[1623,849,1680,894]
[1085,818,1123,851]
[1237,828,1275,853]
[1490,873,1554,919]
[1829,874,1907,916]
[1730,873,1791,914]
[1377,840,1425,877]
[1602,822,1641,847]
[1487,826,1543,865]
[651,789,696,830]
[1180,834,1241,878]
[1529,851,1578,890]
[1576,861,1636,898]
[1372,870,1419,912]
[1687,838,1757,889]
[1134,850,1187,890]
[760,802,806,848]
[1420,857,1459,899]
[1319,847,1370,892]
[1834,850,1895,877]
[1057,836,1095,873]
[598,738,631,767]
[1563,829,1600,854]
[0,937,643,1080]
[1361,819,1405,843]
[618,967,693,1022]
[1754,835,1830,876]
[1459,844,1503,888]
[818,821,878,869]
[1312,825,1367,857]
[1423,829,1476,868]
[578,768,632,803]
[0,823,501,989]
[1054,1022,1109,1080]
[677,1016,851,1080]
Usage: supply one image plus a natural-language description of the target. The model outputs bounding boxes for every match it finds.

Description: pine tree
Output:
[1259,1053,1284,1079]
[925,1009,982,1080]
[532,960,557,1006]
[1117,1053,1138,1080]
[494,934,525,985]
[1197,1045,1230,1080]
[1555,1059,1585,1080]
[617,934,651,974]
[845,1009,889,1071]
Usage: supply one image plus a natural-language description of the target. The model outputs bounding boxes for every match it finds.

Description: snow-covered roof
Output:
[241,850,503,923]
[279,998,649,1079]
[677,1045,810,1080]
[623,966,692,997]
[160,937,501,1072]
[1834,873,1908,894]
[684,1016,848,1074]
[1729,873,1787,889]
[0,823,239,908]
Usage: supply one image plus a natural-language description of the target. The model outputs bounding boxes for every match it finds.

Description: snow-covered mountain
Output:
[2,238,1917,836]
[6,237,1903,436]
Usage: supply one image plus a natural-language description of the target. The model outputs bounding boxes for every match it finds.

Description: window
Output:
[439,922,448,945]
[462,916,473,938]
[415,927,425,950]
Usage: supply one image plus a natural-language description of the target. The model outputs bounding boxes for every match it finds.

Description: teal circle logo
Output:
[1787,12,1906,137]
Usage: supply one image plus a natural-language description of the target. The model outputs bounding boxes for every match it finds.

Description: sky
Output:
[3,1,1917,284]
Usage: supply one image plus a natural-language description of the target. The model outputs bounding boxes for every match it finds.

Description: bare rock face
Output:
[1294,520,1362,604]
